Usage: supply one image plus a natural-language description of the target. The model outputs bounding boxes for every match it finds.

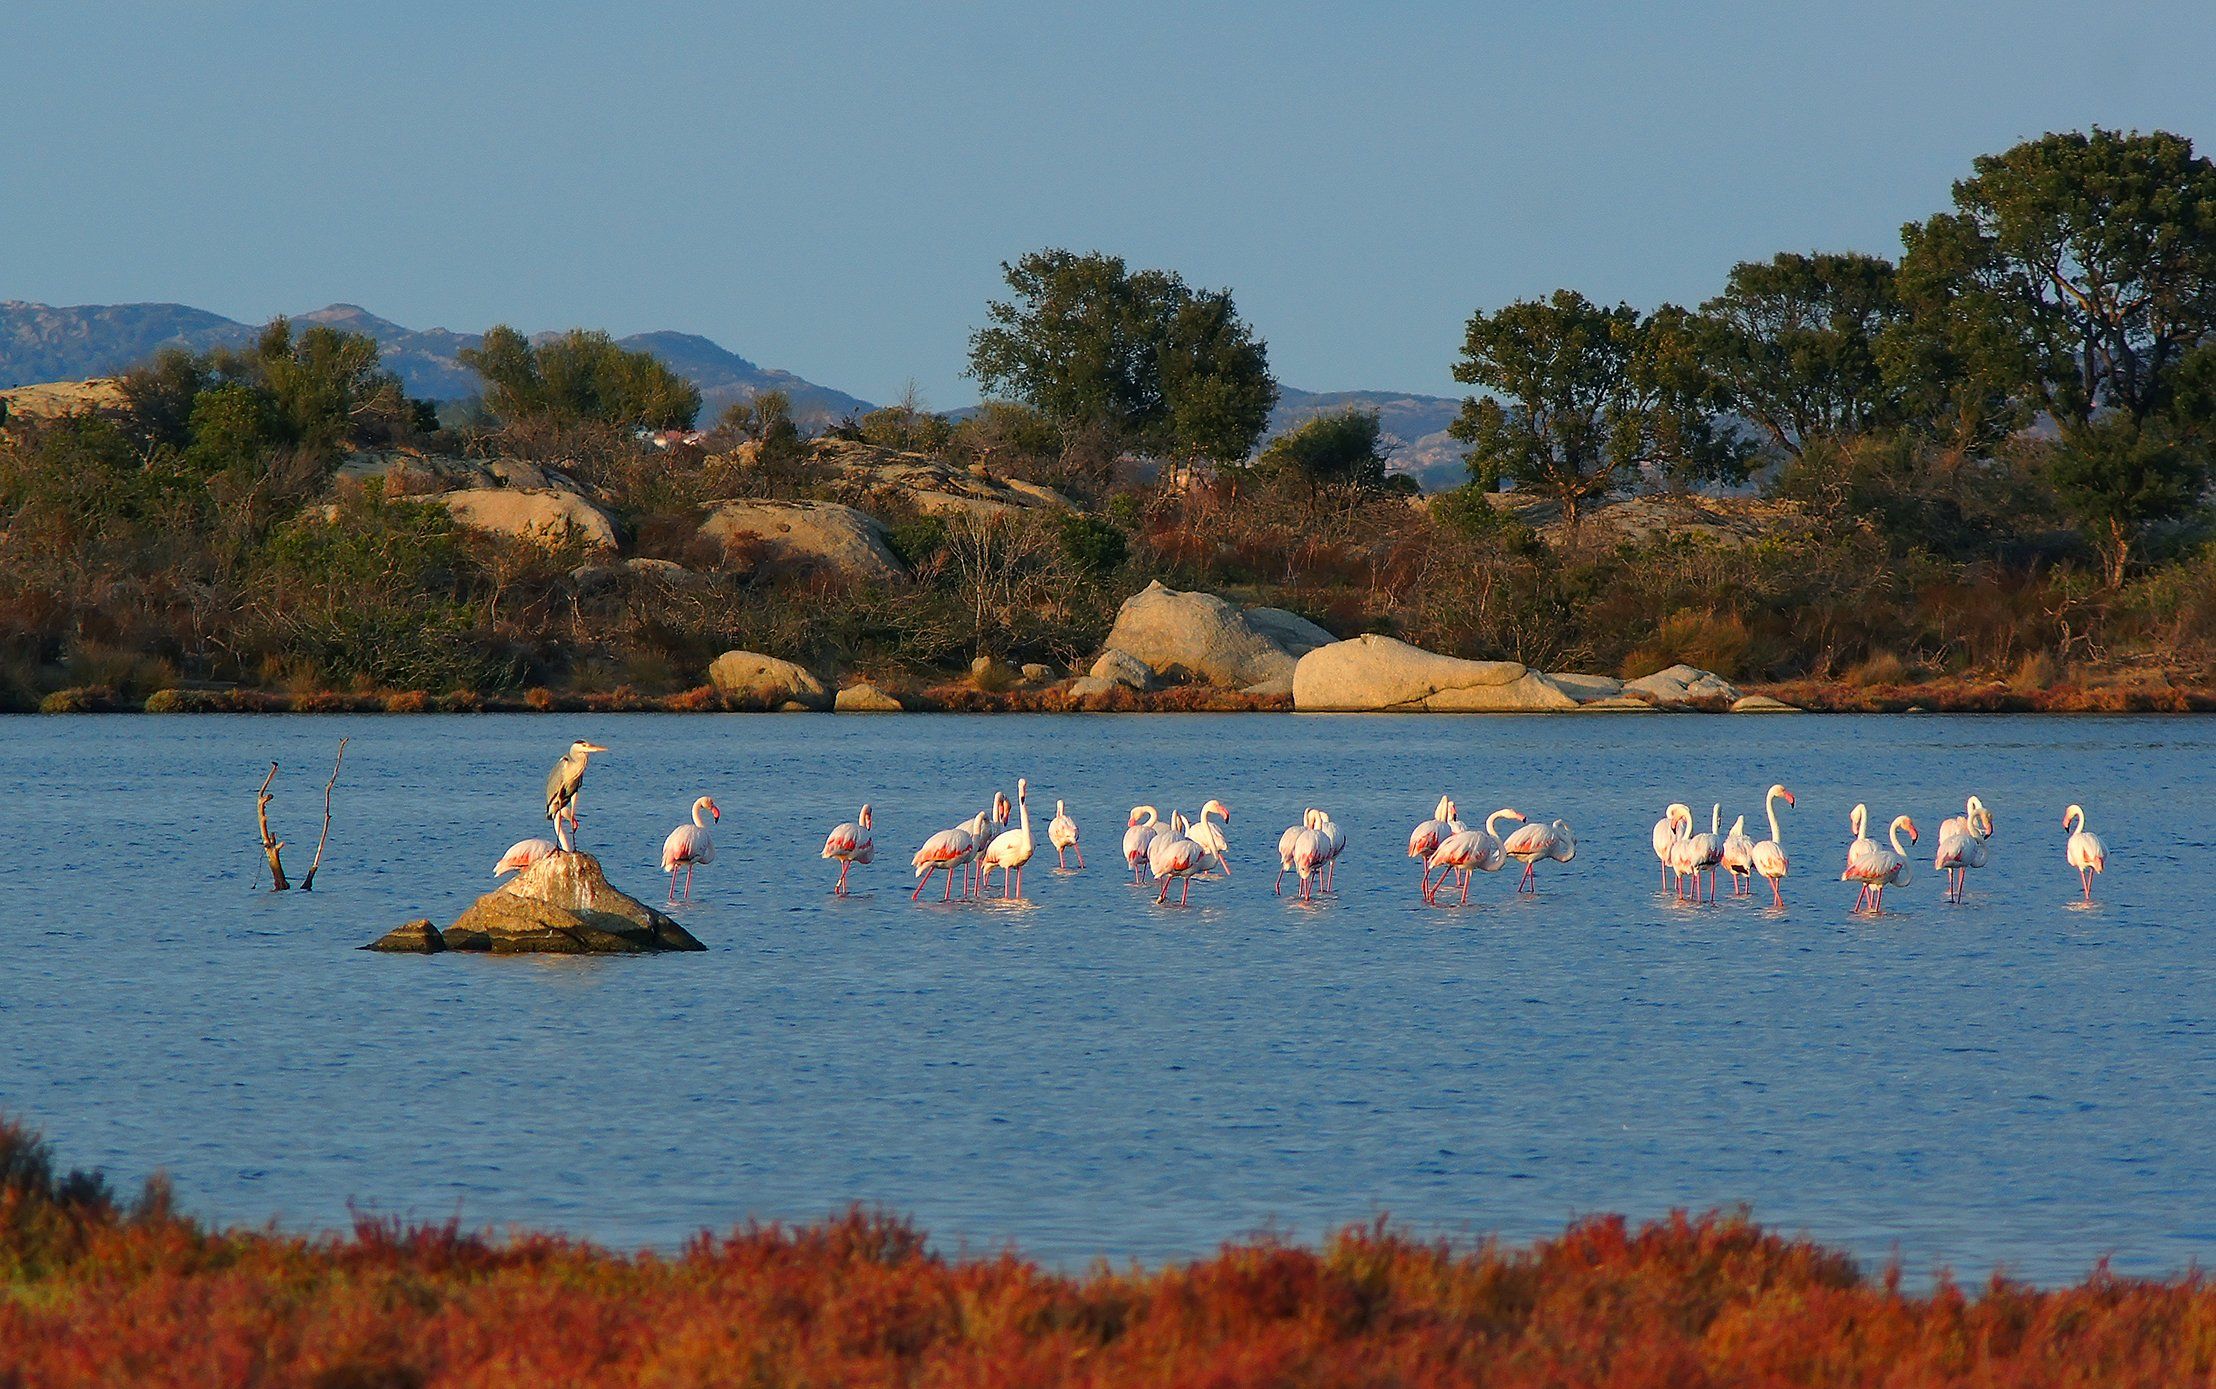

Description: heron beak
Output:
[582,742,608,753]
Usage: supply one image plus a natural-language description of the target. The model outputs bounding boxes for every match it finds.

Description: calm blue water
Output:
[3,713,2209,1283]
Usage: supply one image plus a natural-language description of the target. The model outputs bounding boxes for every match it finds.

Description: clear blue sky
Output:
[6,1,2213,406]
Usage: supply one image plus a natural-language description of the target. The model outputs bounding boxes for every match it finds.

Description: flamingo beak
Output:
[1783,791,1796,807]
[710,803,721,822]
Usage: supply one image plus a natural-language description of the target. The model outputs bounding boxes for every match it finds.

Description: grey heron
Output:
[544,740,608,847]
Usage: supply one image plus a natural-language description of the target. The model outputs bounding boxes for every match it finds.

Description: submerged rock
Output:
[433,853,704,954]
[364,918,446,953]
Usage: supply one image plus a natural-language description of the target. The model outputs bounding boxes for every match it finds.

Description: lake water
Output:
[4,712,2210,1283]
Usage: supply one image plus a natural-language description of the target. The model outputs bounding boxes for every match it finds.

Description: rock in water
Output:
[364,918,446,953]
[389,853,706,955]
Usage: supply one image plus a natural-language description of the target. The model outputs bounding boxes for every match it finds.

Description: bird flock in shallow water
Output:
[487,740,2112,910]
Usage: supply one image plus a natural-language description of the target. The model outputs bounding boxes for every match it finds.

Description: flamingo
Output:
[1686,805,1726,901]
[1664,807,1701,901]
[822,803,875,895]
[1123,806,1161,882]
[493,836,560,877]
[912,809,984,902]
[967,791,1011,895]
[1652,802,1692,887]
[2063,803,2106,902]
[1148,811,1206,904]
[1314,809,1346,891]
[1502,817,1575,893]
[659,795,721,903]
[1048,799,1083,869]
[1720,814,1755,896]
[1410,796,1459,875]
[1842,806,1917,913]
[1187,799,1232,874]
[1274,810,1312,895]
[1424,808,1526,904]
[1281,811,1331,901]
[1934,796,1992,904]
[980,778,1036,899]
[1750,784,1795,907]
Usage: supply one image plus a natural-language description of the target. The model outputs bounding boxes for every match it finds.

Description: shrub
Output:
[1055,512,1128,575]
[37,686,113,714]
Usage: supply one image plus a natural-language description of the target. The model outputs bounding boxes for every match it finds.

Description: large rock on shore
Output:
[440,488,618,552]
[835,682,904,712]
[1293,635,1578,711]
[1624,663,1743,710]
[698,499,906,585]
[708,650,831,709]
[1101,582,1332,691]
[368,854,704,955]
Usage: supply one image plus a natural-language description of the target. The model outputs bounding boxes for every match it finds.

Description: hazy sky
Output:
[7,2,2213,406]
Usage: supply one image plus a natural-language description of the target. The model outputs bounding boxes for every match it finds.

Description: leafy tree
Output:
[180,382,282,476]
[1697,252,1905,456]
[719,388,800,447]
[119,321,418,461]
[1258,408,1389,496]
[1055,512,1128,575]
[853,384,952,453]
[460,326,700,429]
[2048,416,2207,585]
[1450,290,1744,526]
[1895,128,2216,433]
[967,249,1276,462]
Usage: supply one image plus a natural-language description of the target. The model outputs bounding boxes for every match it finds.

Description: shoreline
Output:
[20,679,2216,715]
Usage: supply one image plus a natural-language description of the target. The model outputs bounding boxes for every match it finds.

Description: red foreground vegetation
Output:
[1,1123,2210,1387]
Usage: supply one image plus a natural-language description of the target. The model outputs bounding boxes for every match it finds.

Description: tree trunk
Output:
[255,762,290,891]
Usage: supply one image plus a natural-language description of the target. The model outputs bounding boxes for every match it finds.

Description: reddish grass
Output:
[0,1121,2208,1387]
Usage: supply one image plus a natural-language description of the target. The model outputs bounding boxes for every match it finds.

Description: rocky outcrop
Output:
[364,918,446,953]
[0,377,127,421]
[814,439,1075,518]
[335,452,583,497]
[569,557,715,594]
[1730,694,1801,713]
[1100,582,1327,691]
[1293,635,1555,711]
[697,499,906,585]
[431,853,704,954]
[835,682,903,712]
[1624,664,1743,710]
[708,650,830,709]
[440,488,618,552]
[1089,648,1157,691]
[1540,672,1626,703]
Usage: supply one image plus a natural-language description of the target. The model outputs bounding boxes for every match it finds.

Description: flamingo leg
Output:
[1769,877,1784,908]
[1157,877,1170,904]
[685,866,695,901]
[1074,846,1084,868]
[1275,867,1286,896]
[1056,847,1066,868]
[1181,877,1191,905]
[835,860,850,895]
[1458,870,1472,906]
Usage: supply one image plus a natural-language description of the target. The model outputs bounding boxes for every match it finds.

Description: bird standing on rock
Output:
[544,739,608,849]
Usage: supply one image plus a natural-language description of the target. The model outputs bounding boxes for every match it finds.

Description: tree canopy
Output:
[1451,290,1744,524]
[1257,408,1389,495]
[460,327,701,429]
[1696,251,1905,456]
[967,249,1276,462]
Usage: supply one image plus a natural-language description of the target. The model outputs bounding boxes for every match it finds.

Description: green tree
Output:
[1450,290,1743,526]
[460,326,700,429]
[1697,251,1905,456]
[1895,128,2216,432]
[1257,408,1389,496]
[2049,416,2207,585]
[720,388,800,447]
[967,249,1276,462]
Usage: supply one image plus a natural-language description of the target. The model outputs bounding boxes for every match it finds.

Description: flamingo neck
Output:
[1889,819,1911,854]
[1485,810,1517,837]
[693,799,714,828]
[1766,789,1784,845]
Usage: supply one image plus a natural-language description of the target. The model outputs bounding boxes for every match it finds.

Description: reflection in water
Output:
[1,711,2211,1283]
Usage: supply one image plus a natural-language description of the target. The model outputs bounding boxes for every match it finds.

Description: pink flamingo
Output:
[2063,803,2106,901]
[1502,818,1576,894]
[659,796,720,903]
[1409,796,1458,877]
[493,834,560,877]
[1841,806,1917,912]
[979,779,1036,899]
[821,804,875,895]
[1750,784,1795,907]
[1423,808,1526,904]
[1148,811,1206,905]
[1123,806,1162,883]
[1048,799,1083,868]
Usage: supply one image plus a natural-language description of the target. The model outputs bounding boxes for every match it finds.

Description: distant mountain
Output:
[0,300,874,427]
[1268,386,1467,490]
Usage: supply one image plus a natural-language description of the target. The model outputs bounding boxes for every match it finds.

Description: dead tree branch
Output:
[256,762,290,891]
[299,738,349,891]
